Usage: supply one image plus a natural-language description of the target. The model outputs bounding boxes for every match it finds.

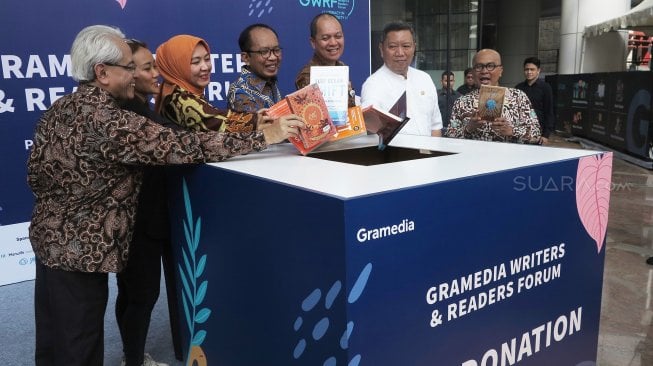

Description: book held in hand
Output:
[267,84,336,155]
[477,85,506,120]
[329,106,367,143]
[310,66,349,127]
[362,91,410,150]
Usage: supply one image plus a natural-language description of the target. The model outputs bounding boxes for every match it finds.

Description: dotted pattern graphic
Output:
[249,0,273,17]
[292,263,372,366]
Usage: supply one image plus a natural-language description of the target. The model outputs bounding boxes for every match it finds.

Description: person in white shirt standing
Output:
[361,21,443,137]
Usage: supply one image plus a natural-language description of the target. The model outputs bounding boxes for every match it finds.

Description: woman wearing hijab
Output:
[156,34,271,132]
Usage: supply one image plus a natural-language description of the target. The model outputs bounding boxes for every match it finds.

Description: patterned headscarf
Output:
[155,34,210,113]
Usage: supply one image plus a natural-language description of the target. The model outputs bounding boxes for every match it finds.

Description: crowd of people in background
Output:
[27,14,557,366]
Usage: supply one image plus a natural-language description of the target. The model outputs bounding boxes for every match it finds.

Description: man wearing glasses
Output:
[28,25,302,366]
[228,24,283,112]
[446,49,541,144]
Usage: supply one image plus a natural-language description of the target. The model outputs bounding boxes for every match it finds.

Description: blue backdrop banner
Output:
[0,0,371,285]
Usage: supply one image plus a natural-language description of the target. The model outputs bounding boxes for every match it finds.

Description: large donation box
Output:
[166,135,612,366]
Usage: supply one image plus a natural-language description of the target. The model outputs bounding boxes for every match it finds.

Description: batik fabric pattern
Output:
[227,67,282,113]
[28,84,267,273]
[446,87,541,143]
[161,86,258,132]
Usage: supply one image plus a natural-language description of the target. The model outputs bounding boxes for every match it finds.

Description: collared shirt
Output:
[28,84,267,273]
[295,53,356,107]
[456,84,478,95]
[227,66,282,113]
[361,65,443,136]
[161,85,258,132]
[446,87,541,143]
[515,78,555,138]
[438,88,462,128]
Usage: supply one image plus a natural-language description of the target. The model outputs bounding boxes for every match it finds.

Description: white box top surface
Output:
[206,135,599,199]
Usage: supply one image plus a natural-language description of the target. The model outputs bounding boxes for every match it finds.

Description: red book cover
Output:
[267,84,336,155]
[362,92,410,149]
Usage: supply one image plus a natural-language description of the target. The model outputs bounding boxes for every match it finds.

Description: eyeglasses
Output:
[104,62,137,73]
[247,47,283,58]
[473,63,502,72]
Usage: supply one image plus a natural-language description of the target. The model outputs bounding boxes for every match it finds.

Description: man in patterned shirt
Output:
[228,23,283,112]
[27,25,303,366]
[446,49,541,144]
[295,12,356,107]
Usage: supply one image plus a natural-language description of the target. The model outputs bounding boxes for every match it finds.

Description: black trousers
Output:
[115,228,164,366]
[34,259,108,366]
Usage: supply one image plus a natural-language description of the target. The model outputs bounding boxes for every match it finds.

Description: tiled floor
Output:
[549,135,653,366]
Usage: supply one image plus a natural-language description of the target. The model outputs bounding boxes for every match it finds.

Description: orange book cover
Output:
[267,84,336,155]
[329,106,367,142]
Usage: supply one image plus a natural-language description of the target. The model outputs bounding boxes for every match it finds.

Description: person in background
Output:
[115,38,177,366]
[155,34,275,132]
[361,21,443,137]
[228,23,283,112]
[295,12,355,107]
[514,56,555,145]
[438,70,462,131]
[456,67,477,95]
[446,49,540,143]
[28,25,302,366]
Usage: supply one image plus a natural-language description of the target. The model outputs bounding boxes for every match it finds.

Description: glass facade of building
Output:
[409,0,478,71]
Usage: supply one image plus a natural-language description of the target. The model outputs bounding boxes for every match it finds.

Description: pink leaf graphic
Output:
[576,153,613,253]
[116,0,127,9]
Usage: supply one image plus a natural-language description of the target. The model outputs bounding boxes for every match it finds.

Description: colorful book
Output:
[363,91,409,149]
[309,66,349,127]
[329,106,367,142]
[477,85,506,120]
[267,84,336,155]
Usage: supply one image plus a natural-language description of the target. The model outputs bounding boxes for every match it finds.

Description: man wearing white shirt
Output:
[361,21,443,137]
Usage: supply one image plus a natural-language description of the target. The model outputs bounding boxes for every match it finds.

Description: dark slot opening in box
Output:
[308,146,455,166]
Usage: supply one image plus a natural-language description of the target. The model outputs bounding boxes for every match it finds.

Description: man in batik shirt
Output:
[228,23,283,112]
[28,25,303,366]
[446,49,541,144]
[295,12,355,107]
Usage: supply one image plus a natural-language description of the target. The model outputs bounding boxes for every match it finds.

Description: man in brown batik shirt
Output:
[27,25,302,366]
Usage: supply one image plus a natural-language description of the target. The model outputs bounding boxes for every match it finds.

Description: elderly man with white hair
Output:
[28,25,303,365]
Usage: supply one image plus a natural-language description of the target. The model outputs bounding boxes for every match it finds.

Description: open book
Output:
[363,91,410,149]
[267,83,336,155]
[477,85,506,120]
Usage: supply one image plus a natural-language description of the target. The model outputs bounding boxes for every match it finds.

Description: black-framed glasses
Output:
[473,63,501,72]
[104,62,137,73]
[247,47,283,58]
